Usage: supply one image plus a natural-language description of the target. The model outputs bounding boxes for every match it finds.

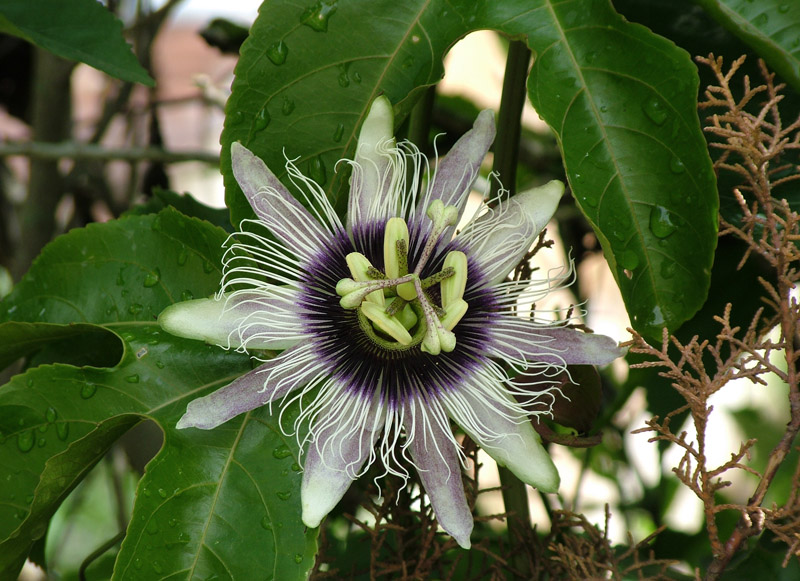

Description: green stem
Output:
[498,466,532,576]
[492,40,532,201]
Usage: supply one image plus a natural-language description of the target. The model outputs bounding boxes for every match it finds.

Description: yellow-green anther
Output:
[440,298,468,331]
[396,303,417,330]
[437,326,456,352]
[385,296,405,316]
[346,252,384,307]
[336,278,362,297]
[421,266,454,289]
[383,217,409,279]
[440,251,467,308]
[361,302,412,345]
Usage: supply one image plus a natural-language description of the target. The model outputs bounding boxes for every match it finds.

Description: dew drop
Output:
[203,260,215,274]
[17,429,35,453]
[152,560,163,574]
[402,56,415,69]
[276,490,292,501]
[181,290,194,301]
[642,96,669,125]
[38,423,48,433]
[337,64,350,87]
[37,437,46,447]
[128,303,144,315]
[143,268,161,288]
[146,519,159,535]
[353,71,361,83]
[116,268,125,286]
[158,488,168,498]
[45,407,57,424]
[125,374,140,384]
[56,422,69,441]
[266,40,288,65]
[649,205,677,239]
[155,360,165,369]
[134,558,143,570]
[261,516,273,529]
[301,0,337,32]
[254,107,271,132]
[228,110,244,126]
[177,531,190,543]
[669,156,685,173]
[599,104,608,113]
[333,123,344,143]
[291,462,301,472]
[294,554,303,564]
[308,155,326,185]
[619,249,640,271]
[272,444,292,459]
[80,383,97,399]
[168,518,178,527]
[753,13,768,26]
[661,260,677,279]
[281,96,295,116]
[779,4,790,13]
[177,248,188,266]
[583,194,598,208]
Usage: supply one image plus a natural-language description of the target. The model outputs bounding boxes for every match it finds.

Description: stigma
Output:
[336,202,469,354]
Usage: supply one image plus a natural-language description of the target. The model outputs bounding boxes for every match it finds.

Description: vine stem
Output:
[493,38,535,577]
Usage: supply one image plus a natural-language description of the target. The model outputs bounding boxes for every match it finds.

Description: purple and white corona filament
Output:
[159,96,624,548]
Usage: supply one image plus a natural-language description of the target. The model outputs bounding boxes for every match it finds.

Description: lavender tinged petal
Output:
[458,180,563,285]
[408,407,472,549]
[158,290,304,351]
[487,321,625,366]
[176,342,313,430]
[231,142,332,263]
[411,109,495,241]
[301,403,381,528]
[446,391,560,493]
[347,95,395,234]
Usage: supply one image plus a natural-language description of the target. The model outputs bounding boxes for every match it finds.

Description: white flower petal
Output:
[301,395,382,528]
[407,401,472,549]
[411,109,495,242]
[347,95,396,233]
[445,389,559,493]
[458,180,564,284]
[157,290,305,351]
[231,142,336,264]
[176,342,317,430]
[486,317,626,367]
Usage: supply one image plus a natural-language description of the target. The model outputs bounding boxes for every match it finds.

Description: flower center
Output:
[336,201,469,355]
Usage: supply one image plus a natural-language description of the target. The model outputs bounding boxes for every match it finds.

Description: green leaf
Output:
[0,322,119,371]
[222,0,717,339]
[0,0,153,86]
[693,0,800,93]
[0,211,317,579]
[483,1,718,338]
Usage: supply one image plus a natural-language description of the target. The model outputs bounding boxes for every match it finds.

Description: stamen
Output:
[395,238,416,301]
[346,252,384,307]
[337,276,411,309]
[440,298,468,331]
[361,302,413,345]
[440,251,467,308]
[421,266,454,290]
[383,218,409,279]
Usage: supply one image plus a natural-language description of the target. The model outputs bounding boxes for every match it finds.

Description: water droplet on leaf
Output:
[228,111,244,125]
[254,107,271,132]
[282,97,295,116]
[261,516,273,529]
[56,422,69,441]
[38,437,46,447]
[669,156,685,173]
[177,248,188,266]
[125,374,140,384]
[301,0,337,31]
[158,488,168,498]
[294,554,303,564]
[17,430,35,452]
[661,260,677,279]
[266,40,288,65]
[272,444,292,459]
[642,96,669,125]
[619,249,640,271]
[146,520,159,535]
[128,303,144,315]
[80,384,97,399]
[649,205,677,239]
[181,290,194,301]
[203,260,215,274]
[333,123,344,143]
[45,407,57,423]
[308,156,326,185]
[143,268,161,287]
[276,490,292,501]
[152,560,163,574]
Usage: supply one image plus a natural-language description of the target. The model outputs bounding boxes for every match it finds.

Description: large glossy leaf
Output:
[0,211,316,579]
[693,0,800,92]
[222,0,717,339]
[0,0,153,86]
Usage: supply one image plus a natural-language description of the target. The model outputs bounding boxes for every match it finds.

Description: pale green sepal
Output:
[440,251,467,308]
[383,217,409,279]
[361,302,413,345]
[158,297,299,350]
